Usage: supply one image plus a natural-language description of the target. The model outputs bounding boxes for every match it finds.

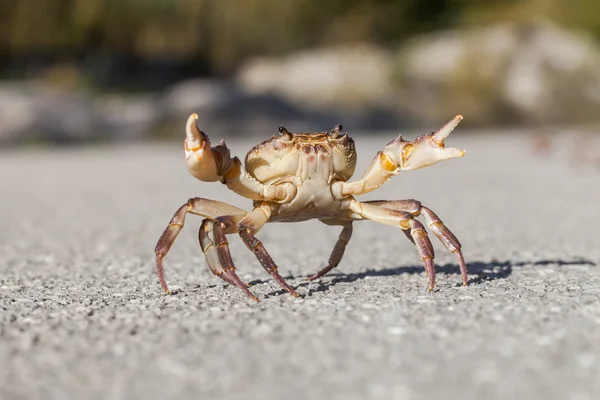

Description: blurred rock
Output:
[5,21,600,146]
[394,21,600,126]
[0,79,339,146]
[0,83,107,145]
[155,78,341,137]
[0,84,37,143]
[237,44,394,108]
[94,95,158,141]
[157,79,242,120]
[0,84,164,145]
[235,44,404,129]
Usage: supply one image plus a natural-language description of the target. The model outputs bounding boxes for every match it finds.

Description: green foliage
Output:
[1,0,599,78]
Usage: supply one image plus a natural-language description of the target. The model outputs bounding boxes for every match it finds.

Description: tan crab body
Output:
[155,114,469,300]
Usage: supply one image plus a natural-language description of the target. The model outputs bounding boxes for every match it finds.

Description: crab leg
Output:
[238,203,301,297]
[199,219,258,301]
[364,200,468,285]
[307,221,353,281]
[348,200,437,291]
[332,115,465,199]
[154,197,247,294]
[364,200,422,270]
[420,206,468,286]
[363,199,422,215]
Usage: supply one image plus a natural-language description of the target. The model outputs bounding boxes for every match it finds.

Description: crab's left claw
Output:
[185,113,232,182]
[396,115,466,171]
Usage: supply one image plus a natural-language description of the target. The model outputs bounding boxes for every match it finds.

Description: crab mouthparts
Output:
[432,115,463,146]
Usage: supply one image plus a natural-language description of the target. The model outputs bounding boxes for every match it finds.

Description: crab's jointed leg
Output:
[185,114,294,202]
[332,115,465,199]
[307,220,353,281]
[364,199,422,215]
[364,199,468,285]
[420,206,468,285]
[348,200,441,291]
[154,197,248,295]
[238,203,301,297]
[199,219,258,301]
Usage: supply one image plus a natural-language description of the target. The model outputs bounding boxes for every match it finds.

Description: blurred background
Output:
[2,0,600,147]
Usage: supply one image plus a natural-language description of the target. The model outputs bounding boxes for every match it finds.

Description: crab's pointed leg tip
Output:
[190,113,198,120]
[456,114,463,121]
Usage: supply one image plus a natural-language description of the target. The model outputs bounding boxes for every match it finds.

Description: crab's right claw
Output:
[400,115,466,171]
[184,113,231,182]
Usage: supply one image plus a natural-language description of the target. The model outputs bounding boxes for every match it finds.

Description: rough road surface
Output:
[1,131,599,400]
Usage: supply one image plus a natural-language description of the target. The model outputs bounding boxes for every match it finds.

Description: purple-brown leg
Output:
[348,200,438,291]
[154,197,247,294]
[199,219,258,301]
[307,221,353,281]
[420,206,468,286]
[155,204,187,294]
[365,199,468,286]
[238,204,300,297]
[408,219,436,291]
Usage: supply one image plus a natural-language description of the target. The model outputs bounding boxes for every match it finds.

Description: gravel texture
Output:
[1,131,599,400]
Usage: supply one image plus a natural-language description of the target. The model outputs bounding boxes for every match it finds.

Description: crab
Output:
[155,113,469,300]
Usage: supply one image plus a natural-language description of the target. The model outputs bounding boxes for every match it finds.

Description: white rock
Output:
[396,21,600,125]
[236,44,394,110]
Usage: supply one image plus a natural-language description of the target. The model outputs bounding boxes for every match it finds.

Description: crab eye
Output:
[278,126,293,141]
[330,124,343,139]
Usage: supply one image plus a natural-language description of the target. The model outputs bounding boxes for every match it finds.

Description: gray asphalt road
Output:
[1,131,599,400]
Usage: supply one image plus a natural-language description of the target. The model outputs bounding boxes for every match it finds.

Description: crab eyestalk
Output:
[330,124,343,139]
[387,115,466,171]
[278,126,293,141]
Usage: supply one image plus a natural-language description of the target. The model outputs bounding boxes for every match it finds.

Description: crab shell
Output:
[244,130,357,184]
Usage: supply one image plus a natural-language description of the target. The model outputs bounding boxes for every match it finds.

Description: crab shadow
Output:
[245,257,595,298]
[315,257,596,288]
